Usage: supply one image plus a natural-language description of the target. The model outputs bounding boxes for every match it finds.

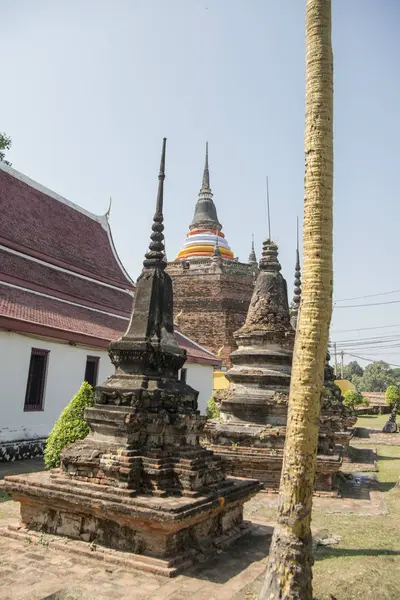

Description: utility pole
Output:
[334,342,338,377]
[340,351,344,379]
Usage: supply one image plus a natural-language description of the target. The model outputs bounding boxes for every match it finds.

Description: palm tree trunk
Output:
[259,1,333,599]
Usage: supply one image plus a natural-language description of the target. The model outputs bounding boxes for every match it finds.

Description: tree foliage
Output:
[343,390,367,411]
[44,381,94,469]
[352,361,396,393]
[385,385,400,411]
[342,360,364,381]
[0,133,12,166]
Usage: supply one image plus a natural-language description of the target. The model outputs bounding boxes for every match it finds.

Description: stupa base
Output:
[1,470,259,576]
[206,445,342,494]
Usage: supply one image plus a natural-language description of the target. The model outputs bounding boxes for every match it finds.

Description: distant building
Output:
[167,144,257,367]
[0,163,219,461]
[335,379,355,394]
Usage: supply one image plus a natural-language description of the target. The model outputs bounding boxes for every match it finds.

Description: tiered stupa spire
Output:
[290,219,302,330]
[290,247,302,330]
[248,235,257,266]
[175,143,234,261]
[205,234,342,492]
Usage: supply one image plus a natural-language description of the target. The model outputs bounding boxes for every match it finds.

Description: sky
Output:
[2,0,400,368]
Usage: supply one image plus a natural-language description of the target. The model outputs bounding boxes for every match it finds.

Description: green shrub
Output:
[206,396,220,419]
[343,390,365,412]
[385,385,400,410]
[44,381,94,469]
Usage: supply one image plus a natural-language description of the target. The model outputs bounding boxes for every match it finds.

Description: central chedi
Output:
[1,139,259,576]
[167,143,257,367]
[205,238,342,493]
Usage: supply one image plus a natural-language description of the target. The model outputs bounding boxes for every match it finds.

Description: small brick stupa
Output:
[205,238,342,493]
[1,139,259,576]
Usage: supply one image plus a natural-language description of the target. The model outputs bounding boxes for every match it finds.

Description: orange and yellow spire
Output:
[175,143,235,261]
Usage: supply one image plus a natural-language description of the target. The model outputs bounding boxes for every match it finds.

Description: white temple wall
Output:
[0,331,213,457]
[183,363,214,415]
[0,331,112,445]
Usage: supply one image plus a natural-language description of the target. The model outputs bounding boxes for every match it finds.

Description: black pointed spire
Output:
[290,219,302,329]
[143,138,166,269]
[119,137,183,358]
[248,234,257,266]
[201,141,210,191]
[190,143,222,231]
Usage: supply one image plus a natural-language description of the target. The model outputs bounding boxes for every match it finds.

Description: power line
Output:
[331,323,400,334]
[335,341,400,349]
[356,351,400,356]
[334,288,400,303]
[334,298,400,309]
[331,333,400,344]
[344,352,400,368]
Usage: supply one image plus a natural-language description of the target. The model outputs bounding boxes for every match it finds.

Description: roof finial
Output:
[266,176,271,240]
[143,138,167,269]
[202,141,210,191]
[290,217,302,330]
[248,233,257,266]
[105,196,112,220]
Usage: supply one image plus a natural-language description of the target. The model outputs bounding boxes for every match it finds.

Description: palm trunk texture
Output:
[259,1,333,599]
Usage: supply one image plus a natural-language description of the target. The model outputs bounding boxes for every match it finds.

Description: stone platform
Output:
[1,470,259,577]
[206,443,341,494]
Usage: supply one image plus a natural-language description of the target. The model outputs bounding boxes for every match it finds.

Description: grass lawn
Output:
[356,413,390,430]
[311,414,400,599]
[244,415,400,600]
[312,444,400,600]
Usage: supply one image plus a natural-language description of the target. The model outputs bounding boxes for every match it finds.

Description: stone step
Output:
[0,526,189,577]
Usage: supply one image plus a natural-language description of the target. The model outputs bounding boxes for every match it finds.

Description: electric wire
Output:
[334,288,400,303]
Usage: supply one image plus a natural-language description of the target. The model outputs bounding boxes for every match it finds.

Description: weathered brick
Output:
[167,260,256,367]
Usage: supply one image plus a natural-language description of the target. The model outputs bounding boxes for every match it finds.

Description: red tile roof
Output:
[0,248,133,316]
[0,285,219,365]
[0,164,219,367]
[0,165,133,288]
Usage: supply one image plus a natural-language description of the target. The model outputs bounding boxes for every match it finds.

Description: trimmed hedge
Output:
[206,396,220,419]
[44,381,94,469]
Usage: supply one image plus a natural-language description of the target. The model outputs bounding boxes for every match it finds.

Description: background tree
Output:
[342,360,363,381]
[343,390,367,412]
[0,133,12,166]
[385,385,400,413]
[260,1,334,598]
[355,361,396,392]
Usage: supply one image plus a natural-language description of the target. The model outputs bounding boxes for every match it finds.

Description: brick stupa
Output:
[1,139,259,575]
[166,144,257,367]
[205,238,343,493]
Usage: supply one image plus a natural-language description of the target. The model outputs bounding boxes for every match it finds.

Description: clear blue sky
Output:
[2,1,400,366]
